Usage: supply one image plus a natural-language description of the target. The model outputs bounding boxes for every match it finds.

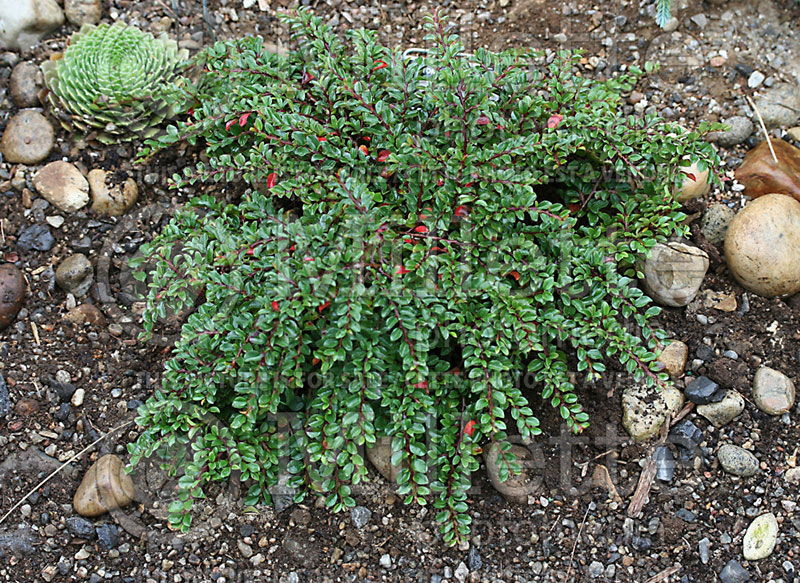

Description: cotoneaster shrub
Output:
[130,10,720,543]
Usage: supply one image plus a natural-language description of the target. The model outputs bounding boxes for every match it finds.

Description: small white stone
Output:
[379,553,391,568]
[747,71,765,89]
[71,388,85,407]
[75,547,90,560]
[45,215,65,228]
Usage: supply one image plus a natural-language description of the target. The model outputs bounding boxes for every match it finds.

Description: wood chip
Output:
[627,458,656,518]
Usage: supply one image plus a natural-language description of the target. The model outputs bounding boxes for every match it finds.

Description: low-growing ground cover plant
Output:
[130,9,720,543]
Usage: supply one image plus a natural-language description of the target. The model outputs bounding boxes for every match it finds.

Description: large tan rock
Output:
[724,193,800,297]
[73,454,135,517]
[88,169,138,216]
[32,161,89,213]
[641,242,709,307]
[483,442,542,504]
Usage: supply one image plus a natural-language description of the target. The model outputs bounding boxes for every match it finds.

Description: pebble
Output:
[709,116,753,147]
[717,444,759,477]
[73,454,135,517]
[701,203,736,245]
[640,242,709,307]
[365,436,401,483]
[754,83,800,127]
[0,111,54,165]
[17,224,55,252]
[654,446,674,482]
[674,160,711,203]
[743,513,778,560]
[725,194,800,297]
[55,254,93,296]
[698,537,711,564]
[88,169,139,216]
[656,340,688,378]
[747,71,765,88]
[9,61,41,107]
[483,442,539,502]
[64,304,106,327]
[66,517,95,539]
[350,506,371,529]
[588,561,604,578]
[684,375,723,405]
[64,0,102,25]
[467,546,482,571]
[70,388,85,407]
[0,374,10,418]
[74,548,90,561]
[785,467,800,485]
[454,561,469,583]
[696,390,745,427]
[0,264,26,332]
[752,366,795,415]
[32,161,90,214]
[237,540,253,559]
[379,553,391,568]
[0,0,64,50]
[720,560,751,583]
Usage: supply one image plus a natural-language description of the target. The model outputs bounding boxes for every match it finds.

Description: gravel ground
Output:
[1,0,800,582]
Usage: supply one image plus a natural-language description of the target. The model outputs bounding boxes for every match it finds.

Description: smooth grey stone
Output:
[717,444,759,477]
[720,560,750,583]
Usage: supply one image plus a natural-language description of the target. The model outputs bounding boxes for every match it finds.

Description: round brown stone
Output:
[0,110,54,164]
[0,264,26,331]
[724,193,800,297]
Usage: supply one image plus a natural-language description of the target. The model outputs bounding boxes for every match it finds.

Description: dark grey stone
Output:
[0,528,35,557]
[49,379,76,403]
[54,403,71,422]
[695,345,714,361]
[676,508,696,522]
[467,546,482,571]
[95,524,118,550]
[17,224,55,252]
[685,376,722,405]
[66,516,95,539]
[720,560,751,583]
[631,536,652,551]
[670,419,703,445]
[0,374,9,418]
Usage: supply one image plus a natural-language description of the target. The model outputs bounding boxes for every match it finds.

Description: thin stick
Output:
[565,505,592,581]
[643,563,682,583]
[0,419,135,527]
[746,95,778,163]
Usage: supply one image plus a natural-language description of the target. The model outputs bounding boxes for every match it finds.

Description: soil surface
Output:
[1,1,800,582]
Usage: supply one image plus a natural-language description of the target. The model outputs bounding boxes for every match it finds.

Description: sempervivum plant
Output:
[130,10,721,543]
[41,22,189,144]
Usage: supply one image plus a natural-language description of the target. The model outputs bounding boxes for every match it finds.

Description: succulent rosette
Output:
[41,22,189,144]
